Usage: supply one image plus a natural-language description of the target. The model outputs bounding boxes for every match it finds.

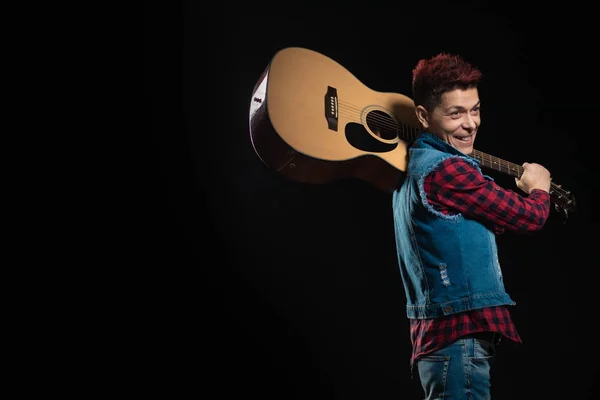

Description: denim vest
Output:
[392,132,515,319]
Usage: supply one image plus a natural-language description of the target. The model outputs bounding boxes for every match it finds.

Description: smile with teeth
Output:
[453,135,473,143]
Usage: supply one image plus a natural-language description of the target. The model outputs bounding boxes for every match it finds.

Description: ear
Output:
[415,105,430,129]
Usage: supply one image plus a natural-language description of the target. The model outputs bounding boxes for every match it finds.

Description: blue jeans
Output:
[416,334,498,400]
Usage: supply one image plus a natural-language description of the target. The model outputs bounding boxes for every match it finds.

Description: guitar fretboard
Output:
[471,150,522,177]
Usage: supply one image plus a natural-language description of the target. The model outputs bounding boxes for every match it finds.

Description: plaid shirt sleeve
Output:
[423,157,551,234]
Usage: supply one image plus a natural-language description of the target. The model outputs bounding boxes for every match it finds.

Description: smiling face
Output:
[415,88,481,155]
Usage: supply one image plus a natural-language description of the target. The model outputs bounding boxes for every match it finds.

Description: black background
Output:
[145,3,597,399]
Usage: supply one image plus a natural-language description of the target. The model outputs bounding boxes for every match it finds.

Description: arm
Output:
[424,157,551,233]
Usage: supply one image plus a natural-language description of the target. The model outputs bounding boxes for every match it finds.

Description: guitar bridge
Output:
[324,85,338,131]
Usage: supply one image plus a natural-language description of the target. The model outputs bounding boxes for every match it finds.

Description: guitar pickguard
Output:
[345,123,398,153]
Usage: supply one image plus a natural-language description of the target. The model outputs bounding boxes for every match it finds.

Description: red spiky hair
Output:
[412,53,482,111]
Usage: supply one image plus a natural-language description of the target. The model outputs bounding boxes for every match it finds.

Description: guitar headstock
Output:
[550,181,577,221]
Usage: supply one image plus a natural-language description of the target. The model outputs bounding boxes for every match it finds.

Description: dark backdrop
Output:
[145,4,597,399]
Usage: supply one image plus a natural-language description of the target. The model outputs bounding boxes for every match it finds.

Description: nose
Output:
[463,114,477,131]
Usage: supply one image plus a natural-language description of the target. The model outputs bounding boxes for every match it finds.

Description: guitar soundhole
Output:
[365,110,398,141]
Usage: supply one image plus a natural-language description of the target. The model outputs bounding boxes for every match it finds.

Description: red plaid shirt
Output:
[409,157,551,367]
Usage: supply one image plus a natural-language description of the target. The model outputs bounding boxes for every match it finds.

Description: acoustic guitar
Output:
[248,47,576,216]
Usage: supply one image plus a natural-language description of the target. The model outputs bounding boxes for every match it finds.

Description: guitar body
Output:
[249,47,422,193]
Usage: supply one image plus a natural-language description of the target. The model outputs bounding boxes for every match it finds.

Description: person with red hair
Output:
[392,53,552,399]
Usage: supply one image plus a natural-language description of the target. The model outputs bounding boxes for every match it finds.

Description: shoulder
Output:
[429,156,486,188]
[433,156,481,175]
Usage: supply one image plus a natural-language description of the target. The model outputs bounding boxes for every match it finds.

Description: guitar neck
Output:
[470,148,576,211]
[470,149,522,177]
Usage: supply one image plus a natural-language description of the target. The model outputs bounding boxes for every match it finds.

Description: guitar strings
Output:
[337,101,573,204]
